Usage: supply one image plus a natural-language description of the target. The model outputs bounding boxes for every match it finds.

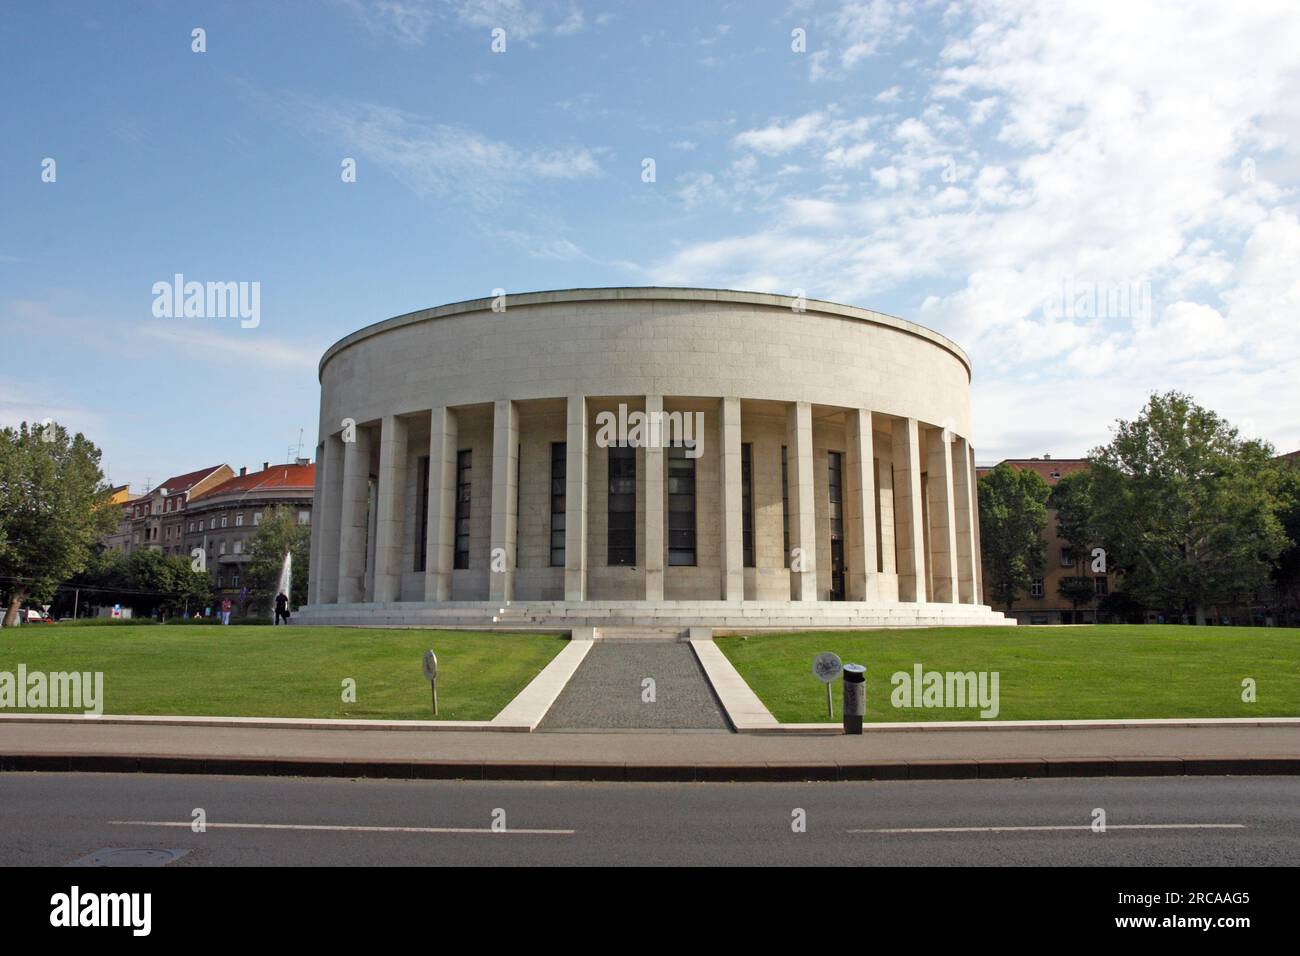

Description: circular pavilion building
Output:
[300,288,1013,632]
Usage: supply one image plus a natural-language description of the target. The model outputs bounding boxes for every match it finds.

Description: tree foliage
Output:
[1087,392,1287,621]
[977,463,1050,609]
[64,547,212,618]
[0,422,117,626]
[243,505,310,612]
[1050,470,1101,612]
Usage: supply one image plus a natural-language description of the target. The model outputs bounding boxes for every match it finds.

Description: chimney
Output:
[262,461,270,471]
[239,467,247,477]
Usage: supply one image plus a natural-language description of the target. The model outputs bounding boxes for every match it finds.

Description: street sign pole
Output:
[812,651,843,720]
[422,650,439,717]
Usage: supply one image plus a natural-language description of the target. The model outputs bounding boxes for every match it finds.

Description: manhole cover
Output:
[67,848,190,868]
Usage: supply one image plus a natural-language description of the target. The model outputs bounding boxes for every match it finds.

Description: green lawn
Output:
[716,625,1300,723]
[0,625,566,720]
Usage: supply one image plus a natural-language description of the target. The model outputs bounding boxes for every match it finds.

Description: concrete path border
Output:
[689,639,778,731]
[491,637,594,730]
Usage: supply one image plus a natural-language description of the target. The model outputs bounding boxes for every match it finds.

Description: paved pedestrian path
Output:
[537,641,730,731]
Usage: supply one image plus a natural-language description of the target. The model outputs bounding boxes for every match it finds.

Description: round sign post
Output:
[422,650,439,716]
[812,652,843,719]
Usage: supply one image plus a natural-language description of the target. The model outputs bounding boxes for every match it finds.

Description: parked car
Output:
[19,609,53,624]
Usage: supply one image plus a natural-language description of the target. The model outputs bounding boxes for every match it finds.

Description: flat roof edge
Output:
[317,287,971,381]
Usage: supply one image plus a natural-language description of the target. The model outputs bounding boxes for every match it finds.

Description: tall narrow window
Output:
[741,443,755,567]
[607,446,636,566]
[781,445,791,568]
[668,445,696,566]
[550,442,566,567]
[515,444,520,568]
[454,450,471,570]
[828,451,844,539]
[415,455,429,572]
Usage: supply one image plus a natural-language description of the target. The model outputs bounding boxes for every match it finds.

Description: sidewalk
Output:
[3,721,1296,782]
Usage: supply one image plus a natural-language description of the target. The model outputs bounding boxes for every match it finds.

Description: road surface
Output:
[1,772,1296,866]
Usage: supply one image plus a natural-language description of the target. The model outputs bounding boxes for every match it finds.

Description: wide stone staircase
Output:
[295,600,1016,632]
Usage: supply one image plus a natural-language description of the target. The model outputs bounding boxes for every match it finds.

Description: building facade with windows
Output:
[976,457,1116,624]
[181,461,316,611]
[301,288,1013,630]
[120,465,234,556]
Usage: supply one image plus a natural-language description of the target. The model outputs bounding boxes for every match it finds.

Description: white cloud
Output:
[282,98,601,208]
[733,112,828,155]
[649,0,1300,457]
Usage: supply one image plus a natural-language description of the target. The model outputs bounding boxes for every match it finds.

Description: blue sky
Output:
[2,0,1298,493]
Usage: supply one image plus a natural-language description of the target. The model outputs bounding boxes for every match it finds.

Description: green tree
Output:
[1088,392,1287,624]
[977,463,1050,609]
[1269,463,1300,624]
[0,422,117,627]
[85,548,212,618]
[1050,469,1104,619]
[244,505,310,613]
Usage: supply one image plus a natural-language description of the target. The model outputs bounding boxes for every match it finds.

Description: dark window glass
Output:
[741,443,755,567]
[828,451,844,538]
[550,442,566,567]
[668,445,696,566]
[416,456,429,572]
[454,450,471,570]
[607,446,636,566]
[781,445,790,568]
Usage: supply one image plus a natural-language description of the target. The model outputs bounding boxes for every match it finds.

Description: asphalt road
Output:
[2,772,1296,866]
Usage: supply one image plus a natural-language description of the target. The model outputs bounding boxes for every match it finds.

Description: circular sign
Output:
[812,651,842,684]
[422,649,438,681]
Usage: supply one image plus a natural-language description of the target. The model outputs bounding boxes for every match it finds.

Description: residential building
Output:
[976,456,1115,624]
[182,460,316,612]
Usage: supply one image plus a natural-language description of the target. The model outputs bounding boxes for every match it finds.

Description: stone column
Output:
[969,443,984,605]
[892,417,927,603]
[372,414,408,604]
[786,401,817,601]
[424,407,458,602]
[953,436,978,604]
[313,434,344,604]
[719,397,744,601]
[644,395,665,601]
[845,408,878,601]
[926,426,959,603]
[564,395,588,602]
[876,424,896,575]
[489,401,519,603]
[337,423,373,604]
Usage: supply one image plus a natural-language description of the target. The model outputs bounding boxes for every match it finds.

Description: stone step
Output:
[592,626,688,642]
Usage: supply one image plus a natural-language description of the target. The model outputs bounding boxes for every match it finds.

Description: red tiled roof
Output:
[976,458,1089,485]
[194,463,315,500]
[156,464,228,495]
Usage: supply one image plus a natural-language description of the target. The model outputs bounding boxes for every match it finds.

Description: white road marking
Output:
[849,823,1246,834]
[111,820,573,835]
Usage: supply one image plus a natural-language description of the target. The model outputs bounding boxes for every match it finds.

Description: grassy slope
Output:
[0,625,566,721]
[716,625,1300,723]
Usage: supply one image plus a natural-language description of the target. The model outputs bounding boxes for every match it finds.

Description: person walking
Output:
[221,597,232,626]
[274,591,290,626]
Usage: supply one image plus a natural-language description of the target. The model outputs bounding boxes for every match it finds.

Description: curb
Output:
[3,753,1297,782]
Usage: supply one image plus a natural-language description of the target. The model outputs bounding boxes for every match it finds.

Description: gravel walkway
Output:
[538,641,730,731]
